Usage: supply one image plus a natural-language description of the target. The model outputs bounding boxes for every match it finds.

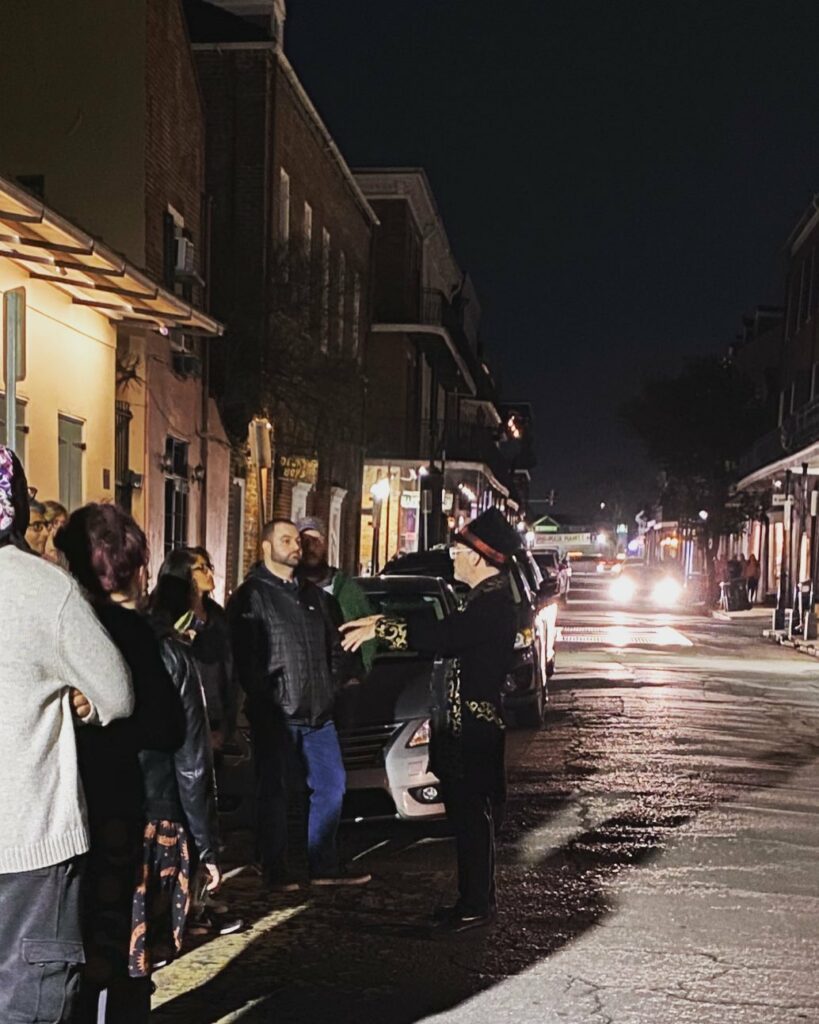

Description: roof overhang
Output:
[735,438,819,491]
[0,176,223,336]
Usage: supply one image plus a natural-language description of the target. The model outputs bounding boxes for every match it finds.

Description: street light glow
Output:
[370,478,390,502]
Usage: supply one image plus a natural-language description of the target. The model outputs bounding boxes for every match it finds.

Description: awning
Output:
[0,175,223,336]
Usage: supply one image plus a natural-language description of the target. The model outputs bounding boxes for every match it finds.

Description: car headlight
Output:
[514,627,534,650]
[407,718,431,748]
[652,577,682,607]
[610,576,636,603]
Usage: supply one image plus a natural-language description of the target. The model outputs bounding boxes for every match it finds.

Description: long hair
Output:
[149,548,197,633]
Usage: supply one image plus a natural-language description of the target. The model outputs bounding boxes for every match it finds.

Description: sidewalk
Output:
[710,606,771,623]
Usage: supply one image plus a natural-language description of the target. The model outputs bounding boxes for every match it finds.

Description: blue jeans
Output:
[250,715,347,879]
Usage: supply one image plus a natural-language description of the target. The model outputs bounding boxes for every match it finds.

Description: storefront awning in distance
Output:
[0,175,223,337]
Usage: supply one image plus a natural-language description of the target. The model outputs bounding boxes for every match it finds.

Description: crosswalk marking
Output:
[557,625,692,648]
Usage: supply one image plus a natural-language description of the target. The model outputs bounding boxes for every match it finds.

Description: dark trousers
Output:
[441,778,497,917]
[250,716,346,879]
[0,856,84,1024]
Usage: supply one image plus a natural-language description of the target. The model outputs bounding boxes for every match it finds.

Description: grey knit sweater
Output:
[0,546,134,873]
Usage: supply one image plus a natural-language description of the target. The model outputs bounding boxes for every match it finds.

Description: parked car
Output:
[533,548,571,602]
[335,575,456,821]
[382,545,558,727]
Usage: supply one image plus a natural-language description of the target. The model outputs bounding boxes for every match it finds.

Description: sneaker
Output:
[309,867,372,887]
[187,913,246,936]
[213,914,245,936]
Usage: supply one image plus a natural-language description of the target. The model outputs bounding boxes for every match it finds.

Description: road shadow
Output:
[151,676,819,1023]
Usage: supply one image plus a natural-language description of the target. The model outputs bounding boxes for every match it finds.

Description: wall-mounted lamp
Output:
[191,464,206,485]
[159,453,174,474]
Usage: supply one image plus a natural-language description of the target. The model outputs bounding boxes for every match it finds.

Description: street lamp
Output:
[370,477,391,574]
[698,509,709,521]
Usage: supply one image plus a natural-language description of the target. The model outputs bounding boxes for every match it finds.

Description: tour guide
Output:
[342,507,518,933]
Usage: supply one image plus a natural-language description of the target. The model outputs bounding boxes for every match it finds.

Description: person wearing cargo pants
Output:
[0,859,84,1023]
[0,445,134,1023]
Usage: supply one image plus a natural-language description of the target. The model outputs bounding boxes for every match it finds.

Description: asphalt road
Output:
[151,590,819,1024]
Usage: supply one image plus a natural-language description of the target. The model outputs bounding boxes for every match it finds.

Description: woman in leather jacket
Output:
[145,572,223,939]
[56,505,187,1024]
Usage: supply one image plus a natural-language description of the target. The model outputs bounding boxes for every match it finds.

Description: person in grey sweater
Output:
[0,445,133,1024]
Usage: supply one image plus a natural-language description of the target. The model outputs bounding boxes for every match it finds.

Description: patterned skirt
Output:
[128,820,192,978]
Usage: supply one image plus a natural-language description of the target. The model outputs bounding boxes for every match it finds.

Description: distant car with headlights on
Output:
[334,575,457,821]
[607,563,693,610]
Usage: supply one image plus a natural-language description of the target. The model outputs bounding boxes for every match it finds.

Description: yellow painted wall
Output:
[0,0,147,265]
[0,261,116,507]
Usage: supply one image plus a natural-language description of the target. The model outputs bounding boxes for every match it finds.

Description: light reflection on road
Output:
[556,624,693,648]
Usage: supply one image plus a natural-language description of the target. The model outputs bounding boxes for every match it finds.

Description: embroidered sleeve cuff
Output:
[374,616,409,651]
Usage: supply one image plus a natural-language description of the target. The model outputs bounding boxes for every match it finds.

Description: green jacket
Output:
[331,570,376,675]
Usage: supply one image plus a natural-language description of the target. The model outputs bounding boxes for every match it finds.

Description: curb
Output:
[762,631,819,657]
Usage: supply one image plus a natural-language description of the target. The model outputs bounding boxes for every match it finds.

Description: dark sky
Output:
[286,0,819,516]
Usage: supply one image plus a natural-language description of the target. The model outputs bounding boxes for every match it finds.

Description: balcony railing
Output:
[737,396,819,479]
[366,416,511,485]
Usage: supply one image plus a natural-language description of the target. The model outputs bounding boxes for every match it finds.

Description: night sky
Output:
[286,1,819,516]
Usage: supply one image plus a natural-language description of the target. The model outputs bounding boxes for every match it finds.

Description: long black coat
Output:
[380,573,516,798]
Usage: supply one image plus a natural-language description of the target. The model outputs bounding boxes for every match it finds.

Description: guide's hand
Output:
[340,615,382,652]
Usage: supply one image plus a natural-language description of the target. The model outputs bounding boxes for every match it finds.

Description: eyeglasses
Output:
[27,521,46,533]
[448,545,469,560]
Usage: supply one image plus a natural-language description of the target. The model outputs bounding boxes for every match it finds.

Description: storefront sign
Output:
[277,455,317,483]
[400,491,420,509]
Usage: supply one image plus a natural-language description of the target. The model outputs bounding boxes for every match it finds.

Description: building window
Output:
[303,202,312,259]
[320,227,331,352]
[797,259,809,330]
[352,273,361,359]
[337,250,346,350]
[163,436,189,553]
[0,394,27,460]
[58,414,84,511]
[278,168,290,243]
[278,169,291,283]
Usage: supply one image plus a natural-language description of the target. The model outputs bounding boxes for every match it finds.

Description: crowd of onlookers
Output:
[0,444,374,1023]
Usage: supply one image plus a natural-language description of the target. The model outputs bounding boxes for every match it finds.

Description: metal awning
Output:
[0,175,223,336]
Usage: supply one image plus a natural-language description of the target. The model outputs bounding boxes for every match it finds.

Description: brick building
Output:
[0,0,231,595]
[353,169,524,572]
[185,0,377,584]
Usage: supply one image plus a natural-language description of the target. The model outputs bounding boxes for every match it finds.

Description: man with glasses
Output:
[342,507,519,933]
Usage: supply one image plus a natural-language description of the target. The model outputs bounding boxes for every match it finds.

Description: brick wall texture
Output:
[195,45,374,574]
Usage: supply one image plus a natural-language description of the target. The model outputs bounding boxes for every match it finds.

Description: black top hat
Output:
[457,507,521,567]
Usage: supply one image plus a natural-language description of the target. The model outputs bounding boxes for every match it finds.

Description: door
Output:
[58,415,84,511]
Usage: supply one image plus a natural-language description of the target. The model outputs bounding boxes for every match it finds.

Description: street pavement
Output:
[151,585,819,1023]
